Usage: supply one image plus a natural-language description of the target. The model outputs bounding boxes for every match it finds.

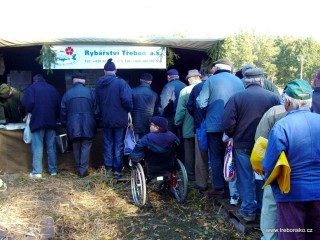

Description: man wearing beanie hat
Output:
[61,73,99,178]
[222,67,280,221]
[263,79,320,239]
[312,70,320,113]
[197,58,244,198]
[22,74,61,178]
[95,58,133,179]
[175,69,202,181]
[129,116,180,175]
[131,73,159,140]
[0,83,24,123]
[104,58,116,71]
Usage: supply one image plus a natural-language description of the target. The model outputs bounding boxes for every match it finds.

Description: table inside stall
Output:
[0,126,104,174]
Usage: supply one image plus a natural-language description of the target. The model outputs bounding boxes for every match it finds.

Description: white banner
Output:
[47,45,166,69]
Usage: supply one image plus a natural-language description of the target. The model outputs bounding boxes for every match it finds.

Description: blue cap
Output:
[167,69,179,76]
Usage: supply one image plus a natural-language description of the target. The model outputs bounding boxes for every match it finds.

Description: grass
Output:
[0,168,260,240]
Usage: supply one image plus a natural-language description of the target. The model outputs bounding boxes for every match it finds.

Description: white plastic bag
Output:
[23,113,32,144]
[223,139,235,181]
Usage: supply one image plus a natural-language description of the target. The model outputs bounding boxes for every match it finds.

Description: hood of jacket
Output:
[97,73,117,87]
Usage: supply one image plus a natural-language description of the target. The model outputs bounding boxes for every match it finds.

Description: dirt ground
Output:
[0,167,261,240]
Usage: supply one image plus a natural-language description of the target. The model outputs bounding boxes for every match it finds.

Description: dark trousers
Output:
[72,137,93,175]
[207,132,225,189]
[277,201,320,240]
[184,138,195,181]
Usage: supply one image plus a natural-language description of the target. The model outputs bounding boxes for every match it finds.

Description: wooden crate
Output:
[215,198,260,234]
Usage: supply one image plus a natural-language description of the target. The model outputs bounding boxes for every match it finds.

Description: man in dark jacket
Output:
[60,73,99,178]
[95,58,133,179]
[222,68,280,222]
[131,73,159,140]
[22,74,61,178]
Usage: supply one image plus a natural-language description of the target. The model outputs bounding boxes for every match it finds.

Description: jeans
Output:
[260,185,278,240]
[234,148,258,214]
[31,129,57,174]
[207,132,225,189]
[103,127,125,172]
[72,137,92,175]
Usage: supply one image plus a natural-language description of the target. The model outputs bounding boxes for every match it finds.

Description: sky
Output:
[1,0,319,42]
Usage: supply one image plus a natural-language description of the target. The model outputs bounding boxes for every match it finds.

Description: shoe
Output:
[50,172,57,176]
[29,173,42,179]
[230,195,239,205]
[113,171,122,179]
[194,184,208,191]
[79,171,89,178]
[205,188,229,198]
[236,209,256,222]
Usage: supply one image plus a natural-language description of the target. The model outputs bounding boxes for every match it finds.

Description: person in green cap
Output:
[0,83,24,123]
[262,79,320,240]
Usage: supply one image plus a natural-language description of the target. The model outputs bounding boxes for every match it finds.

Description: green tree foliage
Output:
[201,40,224,72]
[166,48,180,68]
[36,45,56,74]
[207,32,320,87]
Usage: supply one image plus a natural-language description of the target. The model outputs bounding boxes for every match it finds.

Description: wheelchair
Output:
[130,146,188,207]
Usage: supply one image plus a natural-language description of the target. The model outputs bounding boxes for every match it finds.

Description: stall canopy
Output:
[0,37,221,52]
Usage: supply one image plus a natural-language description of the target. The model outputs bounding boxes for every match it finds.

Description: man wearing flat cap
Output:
[159,68,186,162]
[60,73,99,178]
[159,69,186,131]
[197,58,244,198]
[0,83,24,123]
[222,67,280,222]
[131,73,160,140]
[174,69,201,181]
[262,79,320,239]
[237,63,281,100]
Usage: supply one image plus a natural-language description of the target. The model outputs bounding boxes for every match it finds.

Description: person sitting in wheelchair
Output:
[129,116,180,178]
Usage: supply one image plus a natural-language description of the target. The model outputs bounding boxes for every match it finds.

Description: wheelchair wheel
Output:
[171,159,188,203]
[131,163,146,207]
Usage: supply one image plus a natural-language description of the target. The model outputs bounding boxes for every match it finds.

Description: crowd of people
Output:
[1,57,319,240]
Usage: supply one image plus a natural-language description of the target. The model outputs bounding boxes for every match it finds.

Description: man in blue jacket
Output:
[60,73,99,178]
[22,74,61,178]
[263,79,320,239]
[197,58,244,197]
[95,59,133,179]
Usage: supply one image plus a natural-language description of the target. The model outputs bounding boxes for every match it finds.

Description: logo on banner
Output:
[55,46,80,65]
